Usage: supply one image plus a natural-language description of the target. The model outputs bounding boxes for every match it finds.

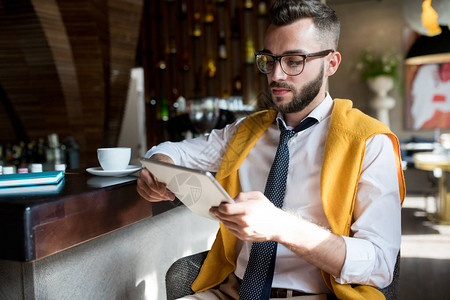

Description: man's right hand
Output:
[137,154,176,202]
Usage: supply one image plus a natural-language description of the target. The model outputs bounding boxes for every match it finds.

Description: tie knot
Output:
[278,123,294,145]
[277,117,318,146]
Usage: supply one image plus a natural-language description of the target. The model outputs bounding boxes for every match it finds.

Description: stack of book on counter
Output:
[0,171,65,195]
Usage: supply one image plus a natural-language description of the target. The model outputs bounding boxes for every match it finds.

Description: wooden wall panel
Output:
[33,0,85,154]
[0,0,143,167]
[0,4,24,142]
[57,0,107,165]
[0,0,62,140]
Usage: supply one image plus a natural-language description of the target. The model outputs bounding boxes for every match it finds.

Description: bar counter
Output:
[0,171,179,262]
[0,170,219,300]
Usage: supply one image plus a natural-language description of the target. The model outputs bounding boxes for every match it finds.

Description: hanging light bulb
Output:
[421,0,441,36]
[404,0,450,65]
[403,0,450,36]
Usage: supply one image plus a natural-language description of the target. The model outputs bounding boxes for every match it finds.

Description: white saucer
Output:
[86,165,142,177]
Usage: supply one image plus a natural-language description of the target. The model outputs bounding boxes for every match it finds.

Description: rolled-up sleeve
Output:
[333,134,401,288]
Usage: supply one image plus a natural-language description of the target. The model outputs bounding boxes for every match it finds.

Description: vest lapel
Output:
[215,108,277,183]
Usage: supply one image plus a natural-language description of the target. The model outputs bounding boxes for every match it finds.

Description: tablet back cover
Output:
[140,158,233,220]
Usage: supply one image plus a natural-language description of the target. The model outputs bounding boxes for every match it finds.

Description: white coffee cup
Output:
[97,147,131,171]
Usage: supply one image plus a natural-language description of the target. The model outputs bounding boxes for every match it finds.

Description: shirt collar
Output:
[276,92,333,130]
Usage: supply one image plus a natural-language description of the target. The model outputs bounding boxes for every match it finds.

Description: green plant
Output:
[356,48,401,82]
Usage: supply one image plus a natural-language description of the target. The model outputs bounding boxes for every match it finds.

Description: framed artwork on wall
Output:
[404,24,450,130]
[405,61,450,130]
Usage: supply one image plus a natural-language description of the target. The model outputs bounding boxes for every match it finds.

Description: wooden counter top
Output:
[0,170,180,262]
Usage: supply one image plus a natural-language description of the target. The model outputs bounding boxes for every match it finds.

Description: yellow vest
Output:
[191,99,405,299]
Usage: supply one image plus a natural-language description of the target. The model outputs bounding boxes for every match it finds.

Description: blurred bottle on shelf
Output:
[204,4,214,23]
[11,143,21,168]
[233,76,243,95]
[45,133,66,172]
[18,167,28,174]
[207,59,217,78]
[245,39,255,64]
[161,98,169,121]
[29,163,43,173]
[218,30,227,59]
[63,136,79,170]
[192,12,202,37]
[176,95,186,115]
[244,0,253,9]
[0,134,81,174]
[17,141,29,171]
[258,2,267,15]
[37,138,46,163]
[3,166,14,174]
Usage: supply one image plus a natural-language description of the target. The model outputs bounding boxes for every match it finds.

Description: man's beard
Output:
[270,64,324,114]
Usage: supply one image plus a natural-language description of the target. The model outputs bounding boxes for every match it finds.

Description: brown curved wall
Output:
[0,0,143,167]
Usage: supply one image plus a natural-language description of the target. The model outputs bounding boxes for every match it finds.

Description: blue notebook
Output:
[0,171,64,188]
[0,178,65,195]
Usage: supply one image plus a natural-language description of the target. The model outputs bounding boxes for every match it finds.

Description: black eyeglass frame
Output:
[254,49,335,76]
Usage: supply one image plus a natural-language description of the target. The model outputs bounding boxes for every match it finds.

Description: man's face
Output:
[263,19,329,113]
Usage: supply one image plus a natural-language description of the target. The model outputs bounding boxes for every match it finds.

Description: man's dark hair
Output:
[269,0,340,48]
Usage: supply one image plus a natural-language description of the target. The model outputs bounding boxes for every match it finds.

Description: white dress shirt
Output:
[146,93,401,293]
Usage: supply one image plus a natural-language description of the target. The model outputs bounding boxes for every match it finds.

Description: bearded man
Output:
[138,1,404,299]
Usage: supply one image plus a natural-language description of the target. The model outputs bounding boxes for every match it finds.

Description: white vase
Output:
[366,75,396,128]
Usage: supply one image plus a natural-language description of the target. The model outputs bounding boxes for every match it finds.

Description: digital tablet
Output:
[140,158,234,220]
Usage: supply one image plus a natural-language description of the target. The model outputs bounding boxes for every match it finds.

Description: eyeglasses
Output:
[255,49,335,76]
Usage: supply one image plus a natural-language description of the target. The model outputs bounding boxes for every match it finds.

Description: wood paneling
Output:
[0,0,143,167]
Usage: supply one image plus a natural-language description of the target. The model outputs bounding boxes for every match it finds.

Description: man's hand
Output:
[210,191,346,277]
[209,191,286,242]
[137,154,176,202]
